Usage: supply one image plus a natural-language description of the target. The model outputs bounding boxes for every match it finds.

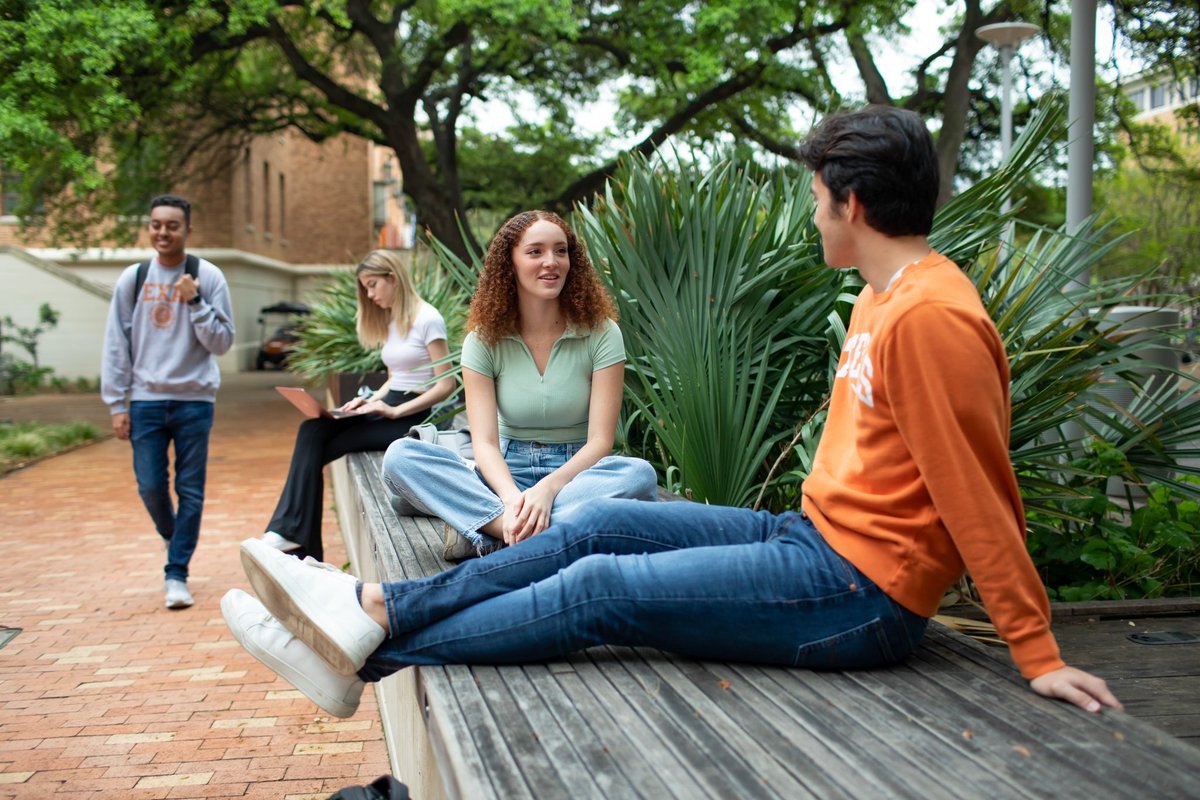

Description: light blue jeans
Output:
[381,437,659,552]
[358,498,928,680]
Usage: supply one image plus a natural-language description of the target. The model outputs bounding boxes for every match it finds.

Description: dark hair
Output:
[468,210,616,346]
[150,194,192,227]
[796,105,939,237]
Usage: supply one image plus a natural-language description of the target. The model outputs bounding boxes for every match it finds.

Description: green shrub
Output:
[0,421,102,473]
[1029,453,1200,600]
[2,431,49,459]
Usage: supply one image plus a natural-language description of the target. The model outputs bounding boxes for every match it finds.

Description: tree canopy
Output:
[0,0,1170,255]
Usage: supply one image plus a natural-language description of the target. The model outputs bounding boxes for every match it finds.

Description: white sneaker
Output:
[164,579,193,609]
[239,538,385,676]
[221,589,363,718]
[261,531,302,552]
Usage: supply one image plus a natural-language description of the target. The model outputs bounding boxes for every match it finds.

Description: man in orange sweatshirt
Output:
[222,105,1120,720]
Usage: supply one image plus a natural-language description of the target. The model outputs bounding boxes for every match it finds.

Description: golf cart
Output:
[255,301,311,370]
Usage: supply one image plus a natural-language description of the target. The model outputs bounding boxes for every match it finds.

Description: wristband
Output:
[188,294,202,306]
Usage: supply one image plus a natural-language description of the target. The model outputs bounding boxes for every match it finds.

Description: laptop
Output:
[275,386,352,419]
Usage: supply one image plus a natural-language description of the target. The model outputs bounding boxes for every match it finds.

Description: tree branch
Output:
[267,17,390,133]
[846,31,892,105]
[729,115,800,160]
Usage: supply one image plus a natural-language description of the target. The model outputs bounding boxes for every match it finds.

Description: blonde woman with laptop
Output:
[258,250,454,560]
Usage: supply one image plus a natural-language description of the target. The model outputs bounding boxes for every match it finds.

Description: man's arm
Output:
[183,263,235,356]
[100,267,136,423]
[886,304,1119,710]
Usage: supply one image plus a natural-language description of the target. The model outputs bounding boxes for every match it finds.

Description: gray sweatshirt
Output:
[101,256,236,414]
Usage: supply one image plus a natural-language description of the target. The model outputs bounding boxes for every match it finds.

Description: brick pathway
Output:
[0,373,391,799]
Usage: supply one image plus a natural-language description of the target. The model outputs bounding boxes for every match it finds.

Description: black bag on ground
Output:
[327,774,410,800]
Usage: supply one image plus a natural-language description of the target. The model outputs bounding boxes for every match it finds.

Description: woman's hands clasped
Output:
[501,481,562,545]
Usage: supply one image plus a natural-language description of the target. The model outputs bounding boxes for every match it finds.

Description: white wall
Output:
[2,246,349,378]
[0,248,112,380]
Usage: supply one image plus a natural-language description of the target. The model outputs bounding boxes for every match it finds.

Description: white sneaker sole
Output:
[220,592,360,718]
[239,540,360,676]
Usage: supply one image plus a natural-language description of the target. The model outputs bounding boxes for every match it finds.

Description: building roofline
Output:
[21,246,357,275]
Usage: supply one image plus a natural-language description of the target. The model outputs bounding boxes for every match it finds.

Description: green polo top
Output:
[461,319,625,443]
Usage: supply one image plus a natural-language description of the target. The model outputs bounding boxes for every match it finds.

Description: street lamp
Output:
[976,22,1041,163]
[977,21,1040,251]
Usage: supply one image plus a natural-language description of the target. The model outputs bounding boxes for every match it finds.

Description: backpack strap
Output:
[131,254,201,307]
[132,260,152,307]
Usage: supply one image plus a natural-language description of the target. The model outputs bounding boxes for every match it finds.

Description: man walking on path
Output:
[102,194,235,609]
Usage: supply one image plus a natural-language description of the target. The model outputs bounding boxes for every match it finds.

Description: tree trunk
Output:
[386,118,472,261]
[935,0,988,206]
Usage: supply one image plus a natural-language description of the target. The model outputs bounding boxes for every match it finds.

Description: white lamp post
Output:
[977,21,1040,250]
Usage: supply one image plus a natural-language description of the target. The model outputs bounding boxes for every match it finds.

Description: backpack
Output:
[132,253,200,307]
[326,775,410,800]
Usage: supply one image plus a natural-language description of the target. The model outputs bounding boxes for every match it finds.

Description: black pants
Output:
[266,390,421,561]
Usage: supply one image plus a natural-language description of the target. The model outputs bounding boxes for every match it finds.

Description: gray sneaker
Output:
[442,524,478,562]
[164,579,194,609]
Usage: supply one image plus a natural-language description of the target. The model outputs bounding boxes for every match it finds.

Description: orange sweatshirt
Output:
[802,252,1064,680]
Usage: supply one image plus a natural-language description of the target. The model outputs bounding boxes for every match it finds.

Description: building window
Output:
[243,148,253,225]
[1150,83,1165,109]
[262,161,271,234]
[278,173,286,240]
[1128,89,1144,112]
[1,168,43,217]
[1,170,19,216]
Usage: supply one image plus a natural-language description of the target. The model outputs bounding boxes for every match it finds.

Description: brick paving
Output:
[0,373,391,799]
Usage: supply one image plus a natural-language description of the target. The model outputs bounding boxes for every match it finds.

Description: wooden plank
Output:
[727,664,976,799]
[1053,615,1200,680]
[627,650,830,799]
[844,656,1121,799]
[420,668,498,800]
[586,647,781,799]
[464,665,575,800]
[341,452,1200,800]
[1050,597,1200,618]
[567,650,711,799]
[917,627,1200,797]
[526,661,674,799]
[441,665,537,799]
[494,665,616,800]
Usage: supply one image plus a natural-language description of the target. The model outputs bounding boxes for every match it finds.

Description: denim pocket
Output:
[792,617,895,670]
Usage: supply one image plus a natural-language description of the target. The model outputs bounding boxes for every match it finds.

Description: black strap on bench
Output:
[132,253,200,307]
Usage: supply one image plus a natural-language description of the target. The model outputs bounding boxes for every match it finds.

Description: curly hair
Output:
[468,210,617,345]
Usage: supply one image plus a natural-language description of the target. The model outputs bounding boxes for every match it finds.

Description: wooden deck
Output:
[333,451,1200,800]
[1051,600,1200,746]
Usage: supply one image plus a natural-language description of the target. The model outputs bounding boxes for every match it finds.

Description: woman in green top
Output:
[382,210,657,557]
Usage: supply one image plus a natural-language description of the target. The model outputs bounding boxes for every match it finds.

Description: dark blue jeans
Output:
[130,400,214,582]
[359,498,928,681]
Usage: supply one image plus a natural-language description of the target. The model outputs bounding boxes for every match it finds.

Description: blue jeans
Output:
[358,498,928,681]
[381,437,658,551]
[129,400,215,582]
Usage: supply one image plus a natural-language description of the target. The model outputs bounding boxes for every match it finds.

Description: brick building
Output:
[0,131,413,378]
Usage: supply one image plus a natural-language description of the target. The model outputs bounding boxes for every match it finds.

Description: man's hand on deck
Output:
[112,412,131,440]
[1030,666,1124,713]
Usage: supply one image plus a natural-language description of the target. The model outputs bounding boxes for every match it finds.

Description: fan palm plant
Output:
[578,156,842,506]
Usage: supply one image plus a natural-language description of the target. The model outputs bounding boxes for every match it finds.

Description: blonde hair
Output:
[355,250,422,347]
